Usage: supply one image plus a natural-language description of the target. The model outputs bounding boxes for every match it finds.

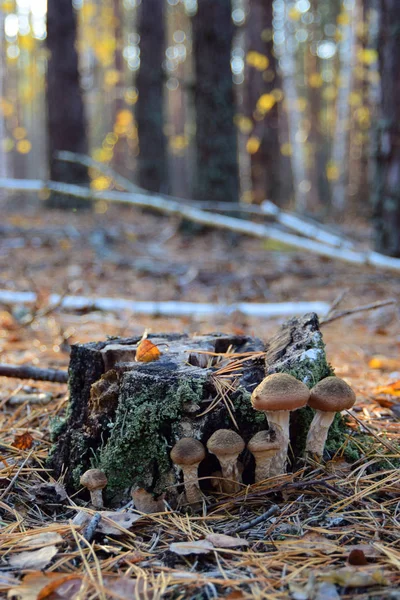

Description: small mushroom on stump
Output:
[251,373,310,476]
[170,438,205,505]
[207,429,245,494]
[248,428,282,482]
[306,376,356,458]
[80,469,108,509]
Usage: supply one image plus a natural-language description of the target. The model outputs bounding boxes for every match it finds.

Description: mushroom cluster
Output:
[79,374,356,511]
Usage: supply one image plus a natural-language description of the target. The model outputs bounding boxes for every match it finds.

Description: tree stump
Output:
[49,313,348,505]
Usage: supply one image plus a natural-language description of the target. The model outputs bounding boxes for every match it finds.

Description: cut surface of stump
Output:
[49,313,349,505]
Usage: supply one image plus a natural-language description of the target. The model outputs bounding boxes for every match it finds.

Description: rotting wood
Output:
[48,314,356,507]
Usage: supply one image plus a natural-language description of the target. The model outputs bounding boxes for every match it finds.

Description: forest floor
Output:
[0,199,400,599]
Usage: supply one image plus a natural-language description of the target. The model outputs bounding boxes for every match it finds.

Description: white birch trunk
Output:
[331,0,357,213]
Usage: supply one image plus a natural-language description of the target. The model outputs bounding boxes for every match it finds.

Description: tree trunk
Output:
[372,0,400,257]
[244,0,281,205]
[46,0,89,209]
[192,0,239,203]
[136,0,168,193]
[48,314,358,507]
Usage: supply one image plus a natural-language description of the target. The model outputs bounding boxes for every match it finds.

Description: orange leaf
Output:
[369,356,400,370]
[12,432,33,450]
[374,381,400,397]
[135,339,161,363]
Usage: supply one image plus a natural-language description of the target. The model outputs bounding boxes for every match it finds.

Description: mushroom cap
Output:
[248,429,282,454]
[308,376,356,412]
[80,469,108,491]
[170,438,206,466]
[251,373,310,412]
[207,429,245,457]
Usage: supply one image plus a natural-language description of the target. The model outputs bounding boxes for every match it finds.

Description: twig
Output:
[227,504,280,535]
[58,151,354,250]
[81,512,102,544]
[0,363,68,383]
[0,290,330,318]
[320,298,397,326]
[324,289,349,318]
[2,177,400,272]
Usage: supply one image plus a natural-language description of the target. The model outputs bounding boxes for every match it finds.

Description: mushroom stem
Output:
[264,410,290,476]
[218,457,241,494]
[254,458,273,482]
[305,410,336,457]
[90,488,104,509]
[181,464,203,504]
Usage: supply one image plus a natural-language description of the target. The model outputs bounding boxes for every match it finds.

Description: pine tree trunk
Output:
[46,0,89,209]
[136,0,168,193]
[372,0,400,257]
[244,0,281,205]
[192,0,239,202]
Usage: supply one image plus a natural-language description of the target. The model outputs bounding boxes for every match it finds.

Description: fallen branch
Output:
[320,298,397,326]
[0,290,330,318]
[2,176,400,272]
[0,363,68,383]
[227,504,280,535]
[58,150,354,249]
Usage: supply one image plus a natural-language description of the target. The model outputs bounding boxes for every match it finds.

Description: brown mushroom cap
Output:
[80,469,108,491]
[248,429,281,454]
[207,429,245,457]
[308,376,356,412]
[251,373,310,412]
[170,438,206,466]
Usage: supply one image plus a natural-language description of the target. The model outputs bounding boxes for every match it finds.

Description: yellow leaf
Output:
[337,12,350,26]
[246,51,269,71]
[374,381,400,397]
[13,126,27,140]
[135,339,161,363]
[359,48,378,65]
[91,176,111,191]
[256,93,276,113]
[369,356,400,370]
[280,142,292,157]
[16,140,31,154]
[246,136,261,155]
[326,161,340,182]
[116,109,133,127]
[308,73,323,88]
[288,7,301,20]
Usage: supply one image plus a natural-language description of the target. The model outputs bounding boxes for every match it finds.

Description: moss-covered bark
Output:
[49,315,356,504]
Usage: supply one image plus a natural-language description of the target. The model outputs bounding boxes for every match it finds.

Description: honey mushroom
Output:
[251,373,310,476]
[305,376,356,458]
[207,429,245,494]
[248,428,282,482]
[170,438,206,505]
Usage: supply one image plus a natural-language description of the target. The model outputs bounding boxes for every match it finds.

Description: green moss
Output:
[97,374,205,497]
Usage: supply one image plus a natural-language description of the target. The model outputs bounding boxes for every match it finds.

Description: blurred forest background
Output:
[0,0,399,257]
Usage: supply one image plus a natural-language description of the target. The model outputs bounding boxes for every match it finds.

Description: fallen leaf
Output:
[8,546,58,570]
[321,566,388,587]
[33,482,68,504]
[135,339,161,363]
[205,533,249,548]
[369,356,400,371]
[16,532,63,550]
[169,540,214,555]
[276,532,339,555]
[7,573,82,600]
[71,510,142,535]
[12,432,33,451]
[374,380,400,397]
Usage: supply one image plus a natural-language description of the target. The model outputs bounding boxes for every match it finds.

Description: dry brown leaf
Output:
[7,573,82,600]
[71,510,141,535]
[321,566,388,587]
[169,540,214,555]
[205,533,249,548]
[12,432,33,451]
[276,532,339,555]
[135,339,161,363]
[8,546,58,571]
[19,532,63,549]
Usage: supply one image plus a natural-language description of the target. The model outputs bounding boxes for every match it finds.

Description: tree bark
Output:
[48,315,347,506]
[244,0,281,205]
[136,0,168,193]
[46,0,89,209]
[372,0,400,256]
[192,0,239,203]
